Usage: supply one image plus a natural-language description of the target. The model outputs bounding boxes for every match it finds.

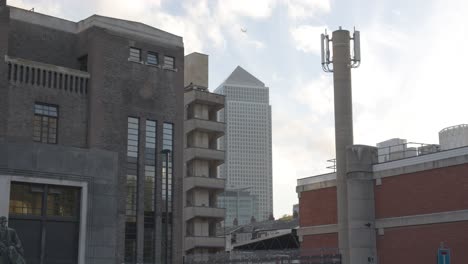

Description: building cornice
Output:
[8,6,183,47]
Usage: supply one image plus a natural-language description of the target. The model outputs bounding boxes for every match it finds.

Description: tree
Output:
[278,214,293,221]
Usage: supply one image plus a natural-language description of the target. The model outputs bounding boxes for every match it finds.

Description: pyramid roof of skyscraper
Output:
[223,66,265,87]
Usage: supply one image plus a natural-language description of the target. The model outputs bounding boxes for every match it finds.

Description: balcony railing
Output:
[184,89,225,108]
[184,176,225,192]
[184,147,225,163]
[184,118,225,137]
[184,206,225,221]
[5,55,90,95]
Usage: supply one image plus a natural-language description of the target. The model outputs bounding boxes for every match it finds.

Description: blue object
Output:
[437,248,451,264]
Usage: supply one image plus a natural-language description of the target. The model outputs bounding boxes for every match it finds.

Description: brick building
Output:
[297,129,468,263]
[0,2,184,264]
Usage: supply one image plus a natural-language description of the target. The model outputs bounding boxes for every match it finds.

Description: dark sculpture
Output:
[0,216,25,264]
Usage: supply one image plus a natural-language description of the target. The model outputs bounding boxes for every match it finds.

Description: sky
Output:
[9,0,468,218]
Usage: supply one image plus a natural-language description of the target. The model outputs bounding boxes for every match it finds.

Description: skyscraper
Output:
[215,66,273,223]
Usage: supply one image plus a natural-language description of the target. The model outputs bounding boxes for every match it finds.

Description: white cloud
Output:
[286,0,331,20]
[292,74,333,114]
[290,25,327,55]
[215,0,277,22]
[9,0,63,17]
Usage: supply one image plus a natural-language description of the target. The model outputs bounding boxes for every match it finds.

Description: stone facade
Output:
[0,3,184,264]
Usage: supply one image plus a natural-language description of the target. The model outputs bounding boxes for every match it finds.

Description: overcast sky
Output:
[9,0,468,218]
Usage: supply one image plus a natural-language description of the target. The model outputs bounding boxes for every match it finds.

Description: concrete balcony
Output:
[184,118,225,138]
[184,147,225,163]
[185,236,225,251]
[184,176,225,192]
[184,206,225,221]
[184,89,225,109]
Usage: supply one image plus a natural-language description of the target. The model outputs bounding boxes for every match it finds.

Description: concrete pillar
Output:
[0,176,11,218]
[332,29,354,263]
[0,3,9,139]
[346,145,377,264]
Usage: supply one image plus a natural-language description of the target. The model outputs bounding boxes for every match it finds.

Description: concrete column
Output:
[332,29,354,263]
[0,176,11,218]
[346,145,377,264]
[0,3,9,139]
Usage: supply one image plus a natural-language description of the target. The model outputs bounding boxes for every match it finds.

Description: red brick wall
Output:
[377,221,468,264]
[301,233,338,250]
[299,186,337,226]
[375,163,468,218]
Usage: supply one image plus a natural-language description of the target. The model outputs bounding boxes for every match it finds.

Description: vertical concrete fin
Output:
[346,145,377,264]
[0,3,9,138]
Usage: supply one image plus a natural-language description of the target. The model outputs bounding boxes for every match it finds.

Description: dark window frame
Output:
[163,56,175,69]
[9,181,81,222]
[33,102,59,144]
[129,47,141,62]
[146,52,159,66]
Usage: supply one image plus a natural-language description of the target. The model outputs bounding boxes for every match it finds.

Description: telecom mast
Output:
[321,27,361,264]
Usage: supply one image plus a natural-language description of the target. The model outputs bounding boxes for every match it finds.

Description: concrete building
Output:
[297,130,468,264]
[215,66,273,223]
[0,2,184,264]
[183,53,226,259]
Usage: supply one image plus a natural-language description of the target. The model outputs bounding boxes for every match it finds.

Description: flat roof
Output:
[9,6,183,47]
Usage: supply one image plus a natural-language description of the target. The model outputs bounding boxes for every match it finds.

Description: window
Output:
[144,120,157,263]
[9,182,81,264]
[33,103,58,144]
[164,56,175,69]
[129,47,141,62]
[161,122,174,263]
[125,117,139,263]
[147,52,158,66]
[78,55,88,71]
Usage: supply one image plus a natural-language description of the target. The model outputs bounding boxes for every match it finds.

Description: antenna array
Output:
[321,28,361,72]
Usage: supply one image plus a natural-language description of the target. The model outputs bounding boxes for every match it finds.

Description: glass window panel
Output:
[147,52,158,65]
[129,48,141,62]
[128,123,138,128]
[9,183,43,216]
[128,134,138,141]
[46,186,79,217]
[128,117,139,123]
[164,56,174,69]
[127,139,138,146]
